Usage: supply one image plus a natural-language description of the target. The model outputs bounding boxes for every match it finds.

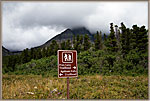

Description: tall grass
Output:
[2,74,148,99]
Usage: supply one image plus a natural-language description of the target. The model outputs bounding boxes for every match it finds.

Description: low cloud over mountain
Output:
[2,1,148,51]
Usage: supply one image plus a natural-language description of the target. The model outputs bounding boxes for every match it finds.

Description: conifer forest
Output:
[2,23,148,99]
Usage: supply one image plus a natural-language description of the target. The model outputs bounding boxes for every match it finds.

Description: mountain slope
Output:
[2,27,94,55]
[2,46,22,56]
[2,46,10,56]
[35,27,94,48]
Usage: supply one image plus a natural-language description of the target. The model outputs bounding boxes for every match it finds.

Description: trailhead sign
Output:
[58,50,78,78]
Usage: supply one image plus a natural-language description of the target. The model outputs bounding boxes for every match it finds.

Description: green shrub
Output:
[3,49,148,76]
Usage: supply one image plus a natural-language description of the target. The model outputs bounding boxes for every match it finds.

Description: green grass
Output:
[2,74,148,99]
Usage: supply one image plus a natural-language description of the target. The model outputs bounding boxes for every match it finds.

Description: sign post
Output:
[58,50,78,99]
[67,77,69,99]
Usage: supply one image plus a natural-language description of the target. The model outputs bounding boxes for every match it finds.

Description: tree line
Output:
[2,22,148,75]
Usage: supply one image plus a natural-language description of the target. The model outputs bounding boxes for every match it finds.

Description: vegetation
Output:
[2,22,148,76]
[2,22,148,99]
[2,75,148,99]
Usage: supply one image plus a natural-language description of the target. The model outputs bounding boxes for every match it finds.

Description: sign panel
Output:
[58,50,78,78]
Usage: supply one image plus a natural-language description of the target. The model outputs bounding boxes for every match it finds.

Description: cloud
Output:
[2,1,148,51]
[86,2,148,33]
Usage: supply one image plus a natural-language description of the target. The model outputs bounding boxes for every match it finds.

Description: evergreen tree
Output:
[74,35,81,52]
[8,56,16,71]
[94,31,103,50]
[132,25,148,53]
[66,39,71,50]
[77,35,80,42]
[21,49,26,63]
[49,40,59,55]
[117,29,121,50]
[42,47,46,58]
[61,41,66,50]
[139,26,148,53]
[45,47,48,57]
[30,48,36,59]
[105,23,118,52]
[125,28,131,52]
[21,48,30,63]
[120,22,130,55]
[73,35,76,44]
[73,35,76,49]
[115,25,121,44]
[103,33,107,41]
[83,34,91,50]
[103,33,107,47]
[79,35,84,51]
[36,48,42,59]
[79,35,83,44]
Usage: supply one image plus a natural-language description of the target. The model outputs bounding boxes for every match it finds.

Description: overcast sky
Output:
[2,1,148,51]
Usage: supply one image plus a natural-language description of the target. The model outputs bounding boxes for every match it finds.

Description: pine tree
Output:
[83,34,91,50]
[94,31,99,50]
[79,35,83,45]
[61,41,66,50]
[125,28,131,52]
[73,35,76,49]
[119,22,131,55]
[103,33,107,41]
[73,35,77,50]
[130,25,139,51]
[36,48,42,59]
[77,35,80,42]
[115,25,120,43]
[42,47,46,58]
[103,33,107,48]
[105,23,118,52]
[74,35,81,52]
[45,47,48,57]
[49,40,59,55]
[66,39,71,50]
[21,48,30,63]
[8,56,16,71]
[30,48,36,59]
[94,31,103,50]
[136,25,148,53]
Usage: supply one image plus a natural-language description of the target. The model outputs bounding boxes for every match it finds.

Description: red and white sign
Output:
[58,50,78,78]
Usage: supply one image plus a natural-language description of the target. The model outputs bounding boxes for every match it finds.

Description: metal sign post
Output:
[58,50,78,99]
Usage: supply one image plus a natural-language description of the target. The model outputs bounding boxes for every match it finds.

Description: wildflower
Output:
[53,88,57,92]
[27,92,34,95]
[57,92,62,95]
[34,86,37,89]
[50,91,53,93]
[50,88,58,94]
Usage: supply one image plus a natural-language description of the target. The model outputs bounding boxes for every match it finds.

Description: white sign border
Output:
[62,52,73,63]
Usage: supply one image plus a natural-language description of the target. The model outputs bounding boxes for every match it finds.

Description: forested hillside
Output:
[2,22,148,76]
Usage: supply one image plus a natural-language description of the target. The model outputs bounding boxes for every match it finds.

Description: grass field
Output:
[2,74,148,99]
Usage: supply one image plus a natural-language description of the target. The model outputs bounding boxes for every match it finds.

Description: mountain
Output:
[2,27,94,56]
[2,46,22,56]
[2,46,10,56]
[35,27,94,49]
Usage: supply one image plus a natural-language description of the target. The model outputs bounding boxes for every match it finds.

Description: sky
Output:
[2,1,148,51]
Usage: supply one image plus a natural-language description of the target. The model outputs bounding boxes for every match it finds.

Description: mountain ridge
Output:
[34,27,94,49]
[2,27,94,56]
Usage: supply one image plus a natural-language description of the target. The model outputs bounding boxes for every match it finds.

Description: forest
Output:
[2,22,148,76]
